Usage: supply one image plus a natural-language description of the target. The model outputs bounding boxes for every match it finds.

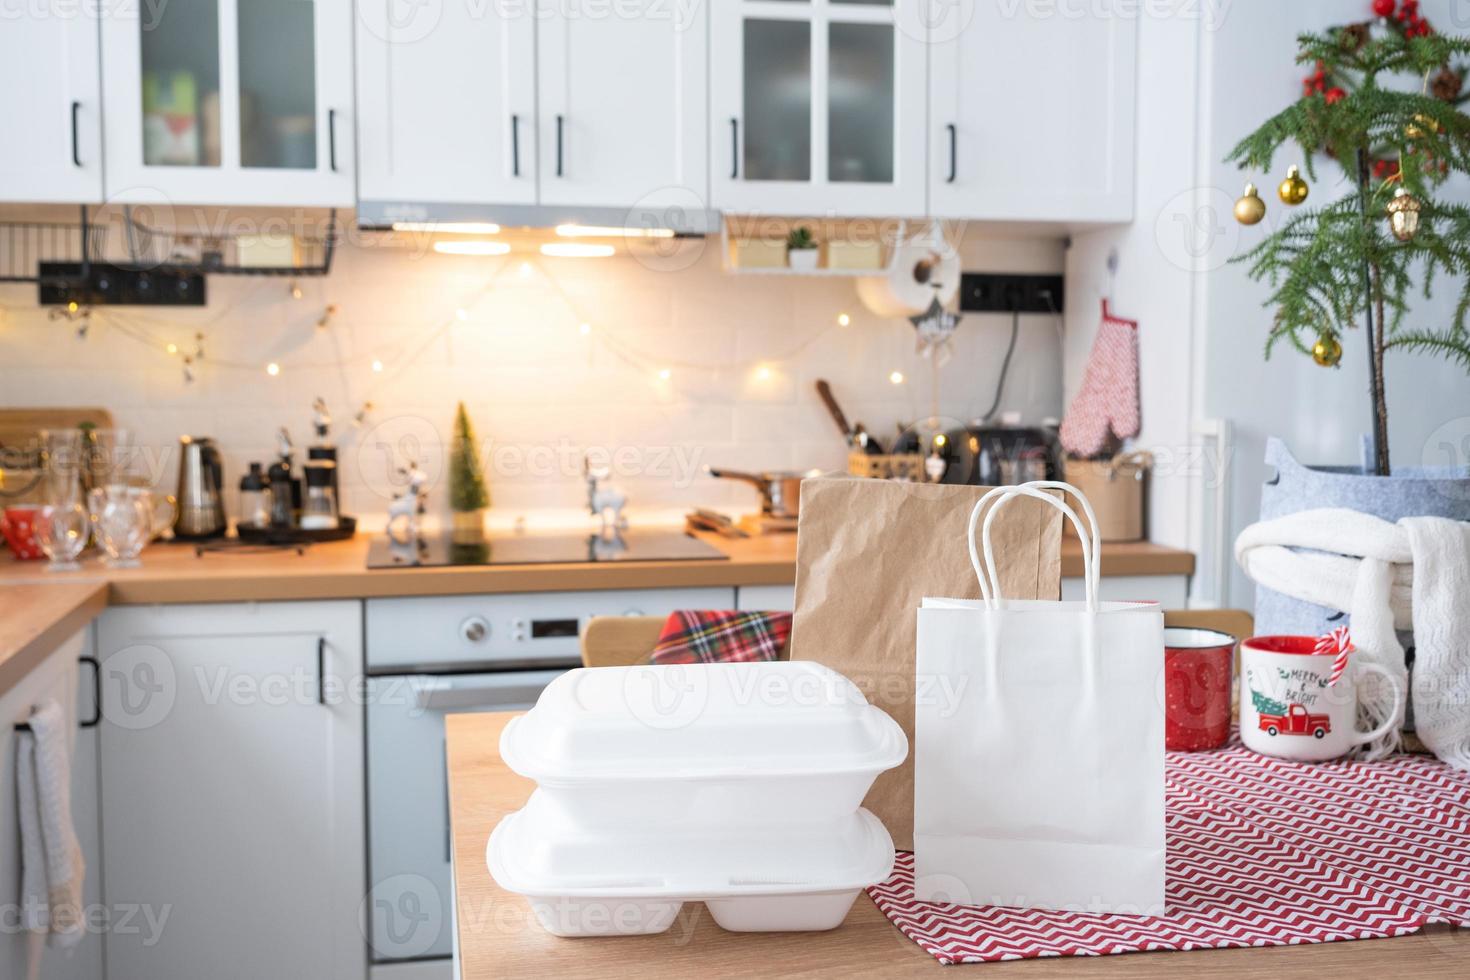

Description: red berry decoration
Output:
[1373,0,1395,16]
[1325,87,1347,105]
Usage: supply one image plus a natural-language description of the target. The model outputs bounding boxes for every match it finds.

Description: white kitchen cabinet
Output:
[0,628,103,980]
[355,0,536,208]
[929,7,1136,222]
[97,601,364,980]
[736,584,795,612]
[709,0,925,216]
[536,0,708,212]
[1062,574,1187,608]
[0,15,103,203]
[100,0,354,206]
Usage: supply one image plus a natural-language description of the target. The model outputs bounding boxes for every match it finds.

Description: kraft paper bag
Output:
[791,476,1062,850]
[914,483,1165,913]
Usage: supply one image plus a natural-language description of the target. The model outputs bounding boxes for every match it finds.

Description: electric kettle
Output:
[174,435,226,539]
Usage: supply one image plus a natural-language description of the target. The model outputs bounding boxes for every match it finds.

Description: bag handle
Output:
[983,484,1100,612]
[967,481,1101,612]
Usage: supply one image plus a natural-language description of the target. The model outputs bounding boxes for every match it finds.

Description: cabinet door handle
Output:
[511,113,521,177]
[555,114,564,177]
[328,109,338,172]
[730,117,739,179]
[12,655,101,732]
[316,637,327,706]
[80,655,101,727]
[946,123,957,183]
[71,101,82,167]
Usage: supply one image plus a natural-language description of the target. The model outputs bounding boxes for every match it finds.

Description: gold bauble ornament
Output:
[1234,183,1266,225]
[1312,333,1343,368]
[1278,165,1309,205]
[1386,186,1423,242]
[1405,113,1440,140]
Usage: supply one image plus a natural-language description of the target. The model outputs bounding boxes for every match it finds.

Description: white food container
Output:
[488,805,895,937]
[498,661,908,830]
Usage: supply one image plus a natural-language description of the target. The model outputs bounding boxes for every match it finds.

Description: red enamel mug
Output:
[1163,627,1236,751]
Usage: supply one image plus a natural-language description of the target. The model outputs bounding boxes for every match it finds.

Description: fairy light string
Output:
[11,256,878,392]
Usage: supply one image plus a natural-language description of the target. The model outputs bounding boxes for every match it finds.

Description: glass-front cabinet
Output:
[710,0,925,216]
[101,0,354,206]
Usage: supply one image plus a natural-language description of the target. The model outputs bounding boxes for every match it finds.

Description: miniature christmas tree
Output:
[1225,9,1470,475]
[449,402,490,513]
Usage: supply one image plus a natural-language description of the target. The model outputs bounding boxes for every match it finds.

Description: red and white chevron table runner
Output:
[869,734,1470,964]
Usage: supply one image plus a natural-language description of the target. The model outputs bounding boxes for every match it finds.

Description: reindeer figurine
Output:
[386,457,430,541]
[585,456,627,533]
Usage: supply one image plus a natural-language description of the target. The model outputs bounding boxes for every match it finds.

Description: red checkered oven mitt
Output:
[647,610,793,665]
[1060,299,1140,458]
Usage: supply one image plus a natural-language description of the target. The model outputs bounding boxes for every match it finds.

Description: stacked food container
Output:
[488,660,908,937]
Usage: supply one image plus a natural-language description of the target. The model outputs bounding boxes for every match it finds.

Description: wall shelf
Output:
[0,207,340,297]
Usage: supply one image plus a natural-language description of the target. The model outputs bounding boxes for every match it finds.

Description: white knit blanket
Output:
[1235,507,1470,769]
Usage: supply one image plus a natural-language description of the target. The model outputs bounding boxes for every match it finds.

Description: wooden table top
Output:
[445,712,1467,979]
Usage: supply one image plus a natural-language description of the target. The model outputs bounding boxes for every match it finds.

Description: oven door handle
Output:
[412,673,565,712]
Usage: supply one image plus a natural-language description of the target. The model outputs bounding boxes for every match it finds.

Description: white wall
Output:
[1064,6,1206,559]
[0,226,1065,529]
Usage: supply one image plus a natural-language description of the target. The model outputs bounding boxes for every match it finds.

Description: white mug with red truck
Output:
[1239,634,1405,763]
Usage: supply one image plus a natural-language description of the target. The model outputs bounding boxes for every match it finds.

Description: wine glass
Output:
[37,501,90,571]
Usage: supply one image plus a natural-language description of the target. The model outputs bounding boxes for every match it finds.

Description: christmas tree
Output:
[1225,6,1470,475]
[1250,688,1290,718]
[449,402,490,513]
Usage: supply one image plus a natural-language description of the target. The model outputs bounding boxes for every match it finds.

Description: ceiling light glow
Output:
[540,243,616,258]
[433,241,512,256]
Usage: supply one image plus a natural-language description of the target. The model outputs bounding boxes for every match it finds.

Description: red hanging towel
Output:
[1060,299,1140,457]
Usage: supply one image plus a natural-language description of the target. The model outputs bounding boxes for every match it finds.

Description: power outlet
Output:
[38,262,207,307]
[959,273,1064,314]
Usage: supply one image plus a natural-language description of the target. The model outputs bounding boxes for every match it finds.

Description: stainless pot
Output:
[707,467,822,519]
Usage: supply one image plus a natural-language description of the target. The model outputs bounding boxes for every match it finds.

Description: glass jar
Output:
[299,461,338,530]
[239,462,272,528]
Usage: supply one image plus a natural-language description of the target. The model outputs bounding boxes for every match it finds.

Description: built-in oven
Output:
[362,587,733,974]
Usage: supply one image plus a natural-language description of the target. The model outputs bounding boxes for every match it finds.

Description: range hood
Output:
[357,200,721,237]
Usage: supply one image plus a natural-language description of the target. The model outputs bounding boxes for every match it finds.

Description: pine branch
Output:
[1385,329,1470,370]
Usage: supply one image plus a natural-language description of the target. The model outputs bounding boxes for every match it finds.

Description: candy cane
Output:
[1316,625,1354,687]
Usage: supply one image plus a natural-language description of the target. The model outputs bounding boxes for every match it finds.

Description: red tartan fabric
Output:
[869,731,1470,964]
[648,610,793,665]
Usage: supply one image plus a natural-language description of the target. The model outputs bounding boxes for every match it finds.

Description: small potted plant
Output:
[786,226,819,271]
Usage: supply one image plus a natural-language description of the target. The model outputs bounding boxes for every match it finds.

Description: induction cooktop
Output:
[365,528,728,568]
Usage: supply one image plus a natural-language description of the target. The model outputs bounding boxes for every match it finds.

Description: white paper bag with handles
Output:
[914,482,1165,914]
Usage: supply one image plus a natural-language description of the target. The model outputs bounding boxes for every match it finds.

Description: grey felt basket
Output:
[1255,437,1470,638]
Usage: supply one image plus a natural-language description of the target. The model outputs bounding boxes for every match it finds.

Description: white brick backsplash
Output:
[0,229,1064,527]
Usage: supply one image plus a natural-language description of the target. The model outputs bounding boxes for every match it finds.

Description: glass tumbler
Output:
[40,428,87,505]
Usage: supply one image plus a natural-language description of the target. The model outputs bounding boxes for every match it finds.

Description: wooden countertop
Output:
[0,533,1193,606]
[0,531,1192,699]
[445,711,1465,979]
[0,581,108,699]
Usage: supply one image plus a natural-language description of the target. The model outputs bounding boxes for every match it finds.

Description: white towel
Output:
[1235,507,1470,767]
[16,699,85,950]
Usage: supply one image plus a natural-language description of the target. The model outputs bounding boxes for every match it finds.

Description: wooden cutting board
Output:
[0,407,115,503]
